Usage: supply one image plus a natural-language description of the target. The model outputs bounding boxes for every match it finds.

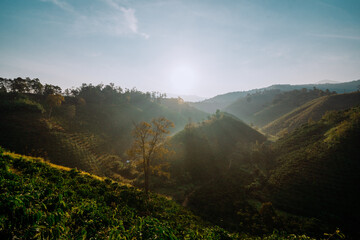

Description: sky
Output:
[0,0,360,98]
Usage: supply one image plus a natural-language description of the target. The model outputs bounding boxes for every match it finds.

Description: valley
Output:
[1,77,359,239]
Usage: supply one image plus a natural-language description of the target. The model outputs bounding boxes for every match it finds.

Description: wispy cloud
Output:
[312,33,360,41]
[102,0,150,38]
[40,0,149,39]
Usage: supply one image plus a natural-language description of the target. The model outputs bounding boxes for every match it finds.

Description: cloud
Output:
[41,0,149,39]
[102,0,150,38]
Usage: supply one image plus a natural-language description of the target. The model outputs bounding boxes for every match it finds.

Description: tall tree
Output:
[127,117,174,195]
[46,94,64,118]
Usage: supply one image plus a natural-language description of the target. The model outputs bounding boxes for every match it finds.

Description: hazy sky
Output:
[1,0,360,97]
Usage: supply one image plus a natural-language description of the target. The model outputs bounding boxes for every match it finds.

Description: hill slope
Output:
[0,88,208,180]
[189,79,360,114]
[224,88,334,128]
[0,148,237,239]
[262,91,360,136]
[169,113,267,183]
[266,107,360,237]
[0,148,322,239]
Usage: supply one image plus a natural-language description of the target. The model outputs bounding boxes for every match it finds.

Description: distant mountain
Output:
[266,79,360,93]
[189,90,260,113]
[262,91,360,136]
[316,79,339,84]
[190,79,360,113]
[223,89,282,126]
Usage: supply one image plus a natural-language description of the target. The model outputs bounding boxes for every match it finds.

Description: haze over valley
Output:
[1,0,360,239]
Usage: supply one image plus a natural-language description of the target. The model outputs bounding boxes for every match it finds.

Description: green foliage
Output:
[0,150,242,239]
[0,94,44,113]
[0,80,207,181]
[0,150,326,239]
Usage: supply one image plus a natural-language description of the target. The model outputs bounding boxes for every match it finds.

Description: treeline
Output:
[65,83,166,105]
[272,87,336,105]
[0,77,167,104]
[0,77,61,95]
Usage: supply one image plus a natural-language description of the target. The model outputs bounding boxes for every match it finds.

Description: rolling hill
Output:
[224,88,334,128]
[0,148,237,239]
[0,82,208,180]
[189,79,360,114]
[169,112,267,183]
[1,77,356,239]
[0,147,325,239]
[265,107,360,237]
[262,91,360,136]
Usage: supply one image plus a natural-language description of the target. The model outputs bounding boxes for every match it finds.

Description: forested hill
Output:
[0,77,356,239]
[266,107,360,237]
[224,88,336,128]
[262,91,360,136]
[189,79,360,113]
[0,77,208,179]
[169,112,266,182]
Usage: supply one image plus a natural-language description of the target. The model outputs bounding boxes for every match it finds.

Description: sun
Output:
[169,64,198,95]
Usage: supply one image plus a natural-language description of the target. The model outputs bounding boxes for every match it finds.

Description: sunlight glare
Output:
[169,64,198,95]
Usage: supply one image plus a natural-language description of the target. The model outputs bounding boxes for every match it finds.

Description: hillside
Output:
[0,148,325,239]
[224,88,334,128]
[0,79,208,180]
[169,112,267,184]
[267,79,360,94]
[0,148,235,239]
[224,90,281,126]
[189,79,360,114]
[262,91,360,136]
[189,91,254,113]
[266,107,360,237]
[0,77,354,239]
[153,114,307,236]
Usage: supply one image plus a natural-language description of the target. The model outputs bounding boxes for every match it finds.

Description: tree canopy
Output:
[127,117,174,195]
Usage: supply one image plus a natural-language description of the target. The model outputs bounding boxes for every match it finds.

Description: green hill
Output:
[189,79,360,114]
[224,88,333,128]
[224,90,281,126]
[169,112,266,184]
[0,148,323,239]
[0,148,234,239]
[262,91,360,136]
[266,79,360,94]
[0,80,208,180]
[265,107,360,237]
[1,77,353,239]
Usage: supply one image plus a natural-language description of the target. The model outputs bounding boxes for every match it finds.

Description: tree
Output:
[46,94,64,118]
[44,84,62,95]
[127,117,174,195]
